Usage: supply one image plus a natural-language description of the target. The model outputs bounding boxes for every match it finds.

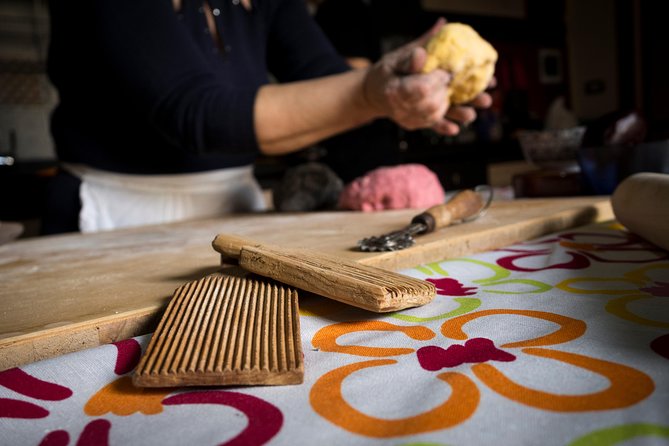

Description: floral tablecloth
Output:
[2,221,668,445]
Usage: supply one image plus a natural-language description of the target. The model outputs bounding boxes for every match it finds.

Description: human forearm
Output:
[254,18,494,156]
[254,68,381,155]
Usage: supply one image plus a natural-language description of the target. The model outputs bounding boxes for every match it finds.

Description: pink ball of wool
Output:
[338,164,446,211]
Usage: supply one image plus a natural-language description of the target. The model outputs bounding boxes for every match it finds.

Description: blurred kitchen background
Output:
[2,0,668,238]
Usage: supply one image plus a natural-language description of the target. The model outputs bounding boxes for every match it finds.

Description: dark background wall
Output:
[305,0,667,190]
[1,0,667,234]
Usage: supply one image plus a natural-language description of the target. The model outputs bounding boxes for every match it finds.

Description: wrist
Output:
[356,66,386,121]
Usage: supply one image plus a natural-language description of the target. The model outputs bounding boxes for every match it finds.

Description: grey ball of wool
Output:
[272,162,344,212]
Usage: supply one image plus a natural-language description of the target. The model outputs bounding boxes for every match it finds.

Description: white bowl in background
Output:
[518,126,586,171]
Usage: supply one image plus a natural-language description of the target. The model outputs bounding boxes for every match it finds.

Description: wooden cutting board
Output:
[0,196,613,370]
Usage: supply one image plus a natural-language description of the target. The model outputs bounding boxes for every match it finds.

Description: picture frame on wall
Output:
[538,48,563,84]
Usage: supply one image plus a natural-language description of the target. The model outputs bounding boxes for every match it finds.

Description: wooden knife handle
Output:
[411,189,484,233]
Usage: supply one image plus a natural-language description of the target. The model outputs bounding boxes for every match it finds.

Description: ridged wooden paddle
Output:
[133,272,303,387]
[211,235,436,313]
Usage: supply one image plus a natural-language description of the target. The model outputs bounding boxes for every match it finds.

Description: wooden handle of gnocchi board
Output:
[212,234,258,262]
[612,172,669,251]
[211,234,436,312]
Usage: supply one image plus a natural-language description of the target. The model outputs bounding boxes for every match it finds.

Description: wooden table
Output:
[0,196,613,370]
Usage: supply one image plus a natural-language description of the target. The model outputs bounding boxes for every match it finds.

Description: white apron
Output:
[63,164,267,233]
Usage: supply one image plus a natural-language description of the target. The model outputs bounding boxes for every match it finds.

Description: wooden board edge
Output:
[0,307,163,371]
[133,367,305,387]
[361,199,614,271]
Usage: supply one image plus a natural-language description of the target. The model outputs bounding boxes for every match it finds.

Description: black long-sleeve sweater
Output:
[46,0,349,174]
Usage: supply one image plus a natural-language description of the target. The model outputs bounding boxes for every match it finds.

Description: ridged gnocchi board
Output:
[133,273,303,387]
[0,195,613,370]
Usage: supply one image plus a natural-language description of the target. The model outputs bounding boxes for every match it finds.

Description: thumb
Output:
[415,17,447,47]
[397,18,444,74]
[400,46,428,74]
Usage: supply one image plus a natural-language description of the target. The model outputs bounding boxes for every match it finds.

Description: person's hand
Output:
[362,18,449,131]
[438,77,494,135]
[362,18,493,136]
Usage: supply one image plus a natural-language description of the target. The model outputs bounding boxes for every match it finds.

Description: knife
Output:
[356,185,493,252]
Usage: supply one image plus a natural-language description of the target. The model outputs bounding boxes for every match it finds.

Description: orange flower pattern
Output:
[310,309,654,437]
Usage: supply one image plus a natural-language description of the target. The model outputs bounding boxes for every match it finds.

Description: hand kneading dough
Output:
[422,22,497,104]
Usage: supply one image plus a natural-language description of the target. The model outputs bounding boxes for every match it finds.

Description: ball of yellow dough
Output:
[422,23,498,104]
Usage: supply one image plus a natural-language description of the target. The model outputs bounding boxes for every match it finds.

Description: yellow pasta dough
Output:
[422,23,498,104]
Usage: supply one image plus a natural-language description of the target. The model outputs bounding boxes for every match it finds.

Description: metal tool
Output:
[357,185,494,252]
